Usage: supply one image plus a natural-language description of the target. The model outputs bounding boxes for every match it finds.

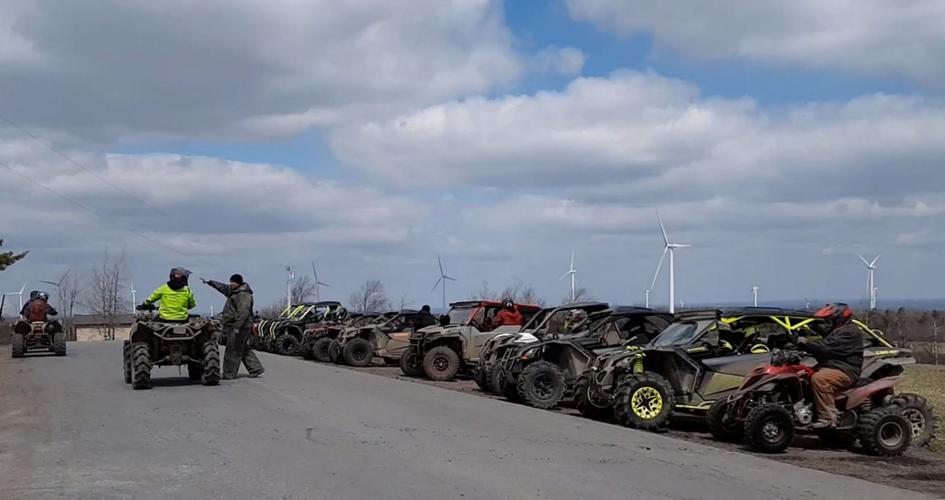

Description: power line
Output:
[0,115,172,217]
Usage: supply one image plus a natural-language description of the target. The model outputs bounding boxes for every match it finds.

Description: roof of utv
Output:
[448,300,542,310]
[675,307,816,321]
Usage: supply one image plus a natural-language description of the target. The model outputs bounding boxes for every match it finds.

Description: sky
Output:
[1,0,944,313]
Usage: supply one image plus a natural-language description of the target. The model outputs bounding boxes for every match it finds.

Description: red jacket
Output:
[493,308,523,327]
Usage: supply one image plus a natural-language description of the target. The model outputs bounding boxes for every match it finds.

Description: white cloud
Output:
[565,0,945,84]
[535,46,586,76]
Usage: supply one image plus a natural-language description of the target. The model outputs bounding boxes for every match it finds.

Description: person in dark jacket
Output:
[21,291,58,321]
[416,304,438,329]
[204,274,264,379]
[798,303,863,429]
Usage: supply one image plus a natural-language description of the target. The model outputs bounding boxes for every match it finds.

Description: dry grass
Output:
[901,364,945,454]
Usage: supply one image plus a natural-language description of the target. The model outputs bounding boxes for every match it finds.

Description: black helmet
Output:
[169,267,192,279]
[29,290,40,300]
[502,298,514,309]
[814,303,853,329]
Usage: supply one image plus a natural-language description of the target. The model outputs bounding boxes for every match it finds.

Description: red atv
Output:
[709,349,912,455]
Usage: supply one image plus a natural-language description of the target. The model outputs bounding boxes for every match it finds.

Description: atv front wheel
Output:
[344,338,374,367]
[858,406,911,456]
[517,361,566,409]
[11,333,25,358]
[574,373,610,419]
[474,364,492,392]
[329,340,344,364]
[492,367,521,403]
[131,342,152,390]
[707,399,743,443]
[123,341,132,384]
[52,332,67,356]
[299,334,315,360]
[744,403,793,453]
[399,350,423,377]
[893,393,937,448]
[312,337,333,363]
[613,373,675,431]
[201,341,221,386]
[276,335,301,356]
[423,346,460,381]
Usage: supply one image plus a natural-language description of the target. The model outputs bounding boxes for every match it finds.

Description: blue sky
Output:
[1,0,944,313]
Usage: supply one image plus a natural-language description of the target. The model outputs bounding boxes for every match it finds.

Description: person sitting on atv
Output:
[492,299,523,327]
[142,268,196,322]
[417,305,438,329]
[797,303,863,429]
[20,291,58,322]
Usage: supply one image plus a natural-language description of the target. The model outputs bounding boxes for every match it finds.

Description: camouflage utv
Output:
[400,301,541,381]
[300,313,378,361]
[11,318,66,358]
[254,301,344,355]
[332,310,438,367]
[122,304,222,390]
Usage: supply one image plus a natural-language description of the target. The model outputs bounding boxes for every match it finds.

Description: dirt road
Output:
[0,343,939,500]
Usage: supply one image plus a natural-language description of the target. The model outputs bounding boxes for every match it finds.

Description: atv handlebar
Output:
[136,303,156,312]
[770,349,805,366]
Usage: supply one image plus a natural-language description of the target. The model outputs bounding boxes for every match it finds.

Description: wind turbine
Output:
[130,281,137,313]
[752,286,759,307]
[285,265,295,309]
[311,261,331,302]
[431,256,456,312]
[560,251,577,302]
[859,255,880,310]
[3,282,29,312]
[649,213,691,314]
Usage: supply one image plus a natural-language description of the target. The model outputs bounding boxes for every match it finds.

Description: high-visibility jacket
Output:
[145,283,196,321]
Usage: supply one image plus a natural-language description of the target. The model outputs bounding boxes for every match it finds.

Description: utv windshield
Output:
[448,305,479,325]
[650,321,701,348]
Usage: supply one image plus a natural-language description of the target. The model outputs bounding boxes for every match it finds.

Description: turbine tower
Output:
[432,256,456,312]
[285,265,295,309]
[311,261,331,302]
[560,251,577,302]
[644,289,650,308]
[752,286,759,307]
[859,255,880,310]
[649,213,691,314]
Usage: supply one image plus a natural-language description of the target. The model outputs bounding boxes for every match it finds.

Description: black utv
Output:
[123,304,221,389]
[11,318,66,358]
[496,307,673,409]
[574,308,917,432]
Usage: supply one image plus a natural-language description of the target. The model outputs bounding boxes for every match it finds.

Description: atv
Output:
[475,302,610,394]
[300,313,377,361]
[122,304,221,390]
[709,349,912,455]
[331,310,437,367]
[11,318,66,358]
[255,301,344,355]
[574,308,917,431]
[497,307,673,409]
[328,312,398,363]
[400,301,541,381]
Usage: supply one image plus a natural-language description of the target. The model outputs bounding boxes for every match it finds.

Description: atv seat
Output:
[834,376,901,411]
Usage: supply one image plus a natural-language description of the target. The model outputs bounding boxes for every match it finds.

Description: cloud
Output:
[565,0,945,84]
[0,0,522,141]
[535,46,586,76]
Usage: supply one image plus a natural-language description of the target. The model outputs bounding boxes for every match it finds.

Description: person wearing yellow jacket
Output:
[143,268,196,322]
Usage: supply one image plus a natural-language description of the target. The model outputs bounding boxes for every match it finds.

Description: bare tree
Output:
[291,275,318,304]
[259,301,288,319]
[931,310,942,365]
[83,251,128,341]
[48,270,81,338]
[398,294,414,310]
[471,281,497,300]
[562,287,594,305]
[499,280,546,307]
[348,280,390,313]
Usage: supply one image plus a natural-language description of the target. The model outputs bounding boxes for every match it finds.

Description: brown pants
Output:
[811,368,853,424]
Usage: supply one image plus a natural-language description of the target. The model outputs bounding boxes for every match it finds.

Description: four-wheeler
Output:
[254,301,345,355]
[11,318,66,358]
[328,312,398,363]
[331,310,438,367]
[496,307,673,409]
[475,302,610,393]
[708,349,912,455]
[574,308,917,431]
[122,304,221,390]
[300,313,378,361]
[401,301,541,381]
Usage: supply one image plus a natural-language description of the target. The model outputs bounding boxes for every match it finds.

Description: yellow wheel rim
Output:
[630,386,663,419]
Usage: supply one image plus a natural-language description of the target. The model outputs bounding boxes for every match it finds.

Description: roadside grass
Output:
[901,364,945,454]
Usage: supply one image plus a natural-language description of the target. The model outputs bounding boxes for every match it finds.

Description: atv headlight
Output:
[520,347,539,360]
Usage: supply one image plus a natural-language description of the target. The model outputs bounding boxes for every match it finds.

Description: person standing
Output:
[205,274,264,379]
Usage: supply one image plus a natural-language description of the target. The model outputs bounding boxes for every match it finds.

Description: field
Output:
[901,364,945,454]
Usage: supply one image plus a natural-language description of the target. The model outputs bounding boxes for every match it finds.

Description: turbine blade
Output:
[19,282,27,293]
[39,280,59,287]
[650,247,668,290]
[675,244,692,248]
[559,271,570,280]
[870,255,880,267]
[317,281,331,288]
[444,276,457,281]
[311,261,318,281]
[570,250,575,270]
[658,212,669,246]
[438,256,444,275]
[431,277,442,292]
[859,255,870,266]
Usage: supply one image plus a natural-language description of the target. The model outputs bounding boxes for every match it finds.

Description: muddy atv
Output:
[11,319,66,358]
[709,349,912,455]
[332,310,438,367]
[301,313,377,361]
[476,302,610,394]
[122,304,222,390]
[497,307,673,409]
[329,312,398,363]
[255,301,344,356]
[401,301,541,381]
[574,308,916,431]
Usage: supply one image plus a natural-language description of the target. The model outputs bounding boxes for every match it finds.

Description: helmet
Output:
[169,267,192,279]
[37,292,49,301]
[814,303,853,329]
[502,298,514,309]
[29,290,40,300]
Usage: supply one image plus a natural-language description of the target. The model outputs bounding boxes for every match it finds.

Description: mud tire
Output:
[423,346,460,381]
[493,367,521,402]
[574,373,610,419]
[201,341,221,386]
[399,350,423,377]
[344,338,374,367]
[892,393,937,448]
[517,361,566,409]
[276,335,301,357]
[613,373,675,431]
[329,340,344,364]
[131,342,152,390]
[744,403,793,454]
[474,364,492,392]
[858,406,912,456]
[11,333,26,358]
[707,399,743,443]
[312,337,333,363]
[52,332,67,356]
[123,341,132,384]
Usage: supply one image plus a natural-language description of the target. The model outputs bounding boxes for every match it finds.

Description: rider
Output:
[492,298,524,327]
[142,268,196,322]
[416,304,438,328]
[20,291,58,322]
[798,303,863,429]
[563,310,588,333]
